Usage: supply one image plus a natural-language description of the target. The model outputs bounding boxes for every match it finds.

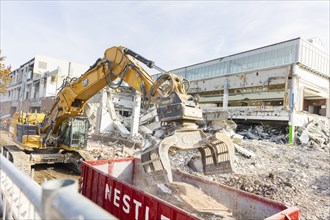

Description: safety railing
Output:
[0,154,117,219]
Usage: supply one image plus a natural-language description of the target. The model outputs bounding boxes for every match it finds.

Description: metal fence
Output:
[0,154,117,219]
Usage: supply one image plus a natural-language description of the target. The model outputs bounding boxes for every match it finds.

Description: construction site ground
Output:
[85,134,330,220]
[1,130,329,220]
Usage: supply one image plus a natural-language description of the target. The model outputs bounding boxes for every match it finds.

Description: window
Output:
[51,74,58,83]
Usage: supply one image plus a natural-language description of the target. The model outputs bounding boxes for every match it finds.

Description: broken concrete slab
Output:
[140,107,158,125]
[144,121,161,131]
[206,119,237,132]
[113,121,130,137]
[139,125,153,134]
[202,108,229,121]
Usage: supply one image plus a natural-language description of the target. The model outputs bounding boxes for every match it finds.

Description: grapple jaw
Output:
[140,130,235,185]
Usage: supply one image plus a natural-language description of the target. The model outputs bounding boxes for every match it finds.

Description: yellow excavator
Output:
[3,46,234,183]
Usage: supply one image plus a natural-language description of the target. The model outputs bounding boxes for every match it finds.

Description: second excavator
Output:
[4,46,234,183]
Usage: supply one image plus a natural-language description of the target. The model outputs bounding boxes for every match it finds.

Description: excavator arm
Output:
[41,46,234,183]
[42,46,200,133]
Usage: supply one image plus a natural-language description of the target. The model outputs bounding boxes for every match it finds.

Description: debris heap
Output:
[236,124,288,144]
[296,119,330,152]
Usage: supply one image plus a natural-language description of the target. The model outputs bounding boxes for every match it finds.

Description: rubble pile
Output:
[222,173,296,198]
[236,124,288,144]
[170,139,330,220]
[87,140,136,160]
[88,106,329,219]
[296,119,330,152]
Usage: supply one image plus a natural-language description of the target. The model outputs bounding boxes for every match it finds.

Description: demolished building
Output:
[154,37,330,143]
[0,55,89,114]
[1,38,329,145]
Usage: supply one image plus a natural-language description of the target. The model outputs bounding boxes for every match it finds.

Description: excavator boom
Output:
[38,46,235,182]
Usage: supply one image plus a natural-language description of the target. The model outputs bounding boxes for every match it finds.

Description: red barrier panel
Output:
[81,159,198,220]
[81,158,299,220]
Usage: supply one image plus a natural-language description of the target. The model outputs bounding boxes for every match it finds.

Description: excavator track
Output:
[1,145,93,174]
[63,150,95,173]
[2,145,32,174]
[141,130,235,184]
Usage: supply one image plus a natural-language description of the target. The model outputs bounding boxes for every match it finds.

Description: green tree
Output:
[0,52,12,94]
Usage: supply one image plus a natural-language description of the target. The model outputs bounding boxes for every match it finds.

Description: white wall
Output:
[34,55,89,98]
[295,66,329,99]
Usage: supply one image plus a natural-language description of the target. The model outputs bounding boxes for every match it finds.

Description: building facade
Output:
[0,55,89,115]
[154,37,329,142]
[162,37,329,116]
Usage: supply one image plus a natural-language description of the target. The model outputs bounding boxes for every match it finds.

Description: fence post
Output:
[41,179,77,219]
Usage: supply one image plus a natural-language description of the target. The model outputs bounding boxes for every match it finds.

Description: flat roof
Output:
[171,37,301,72]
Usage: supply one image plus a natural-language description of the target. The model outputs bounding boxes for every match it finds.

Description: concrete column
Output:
[326,98,330,127]
[95,91,103,134]
[326,98,330,118]
[131,90,141,137]
[31,83,36,99]
[297,86,304,112]
[95,90,114,134]
[39,78,45,98]
[289,75,298,144]
[222,80,228,110]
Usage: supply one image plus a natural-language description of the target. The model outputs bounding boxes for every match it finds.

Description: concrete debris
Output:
[87,141,136,160]
[170,138,330,220]
[202,108,229,122]
[91,133,142,149]
[187,157,203,172]
[139,107,158,125]
[153,129,166,139]
[296,120,330,151]
[138,125,153,134]
[234,144,255,158]
[87,101,329,220]
[144,121,161,131]
[236,124,288,144]
[157,183,173,194]
[113,121,130,137]
[231,133,244,144]
[205,119,237,133]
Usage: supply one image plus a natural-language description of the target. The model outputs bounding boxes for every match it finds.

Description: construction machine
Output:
[2,46,234,183]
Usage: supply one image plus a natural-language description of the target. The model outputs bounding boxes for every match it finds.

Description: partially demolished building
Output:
[1,38,329,144]
[0,55,89,115]
[162,37,329,142]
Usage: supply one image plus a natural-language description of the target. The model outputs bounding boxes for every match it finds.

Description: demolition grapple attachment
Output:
[141,130,235,184]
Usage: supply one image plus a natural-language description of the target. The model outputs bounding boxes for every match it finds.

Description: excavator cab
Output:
[59,117,89,150]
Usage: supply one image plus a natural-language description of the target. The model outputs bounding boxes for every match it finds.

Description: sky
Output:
[1,1,329,72]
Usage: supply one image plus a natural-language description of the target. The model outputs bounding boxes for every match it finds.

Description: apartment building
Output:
[0,55,89,115]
